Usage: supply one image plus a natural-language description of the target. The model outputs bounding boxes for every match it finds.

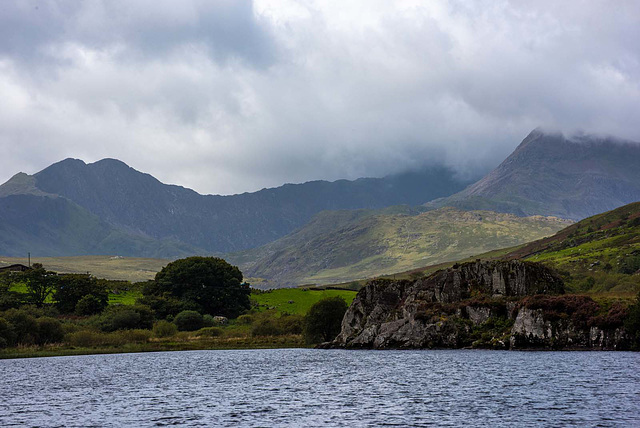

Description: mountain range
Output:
[0,159,470,257]
[1,128,639,285]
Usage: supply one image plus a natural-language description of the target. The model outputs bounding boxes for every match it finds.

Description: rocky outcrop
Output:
[330,260,631,350]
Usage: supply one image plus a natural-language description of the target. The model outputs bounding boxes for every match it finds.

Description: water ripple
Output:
[0,349,639,427]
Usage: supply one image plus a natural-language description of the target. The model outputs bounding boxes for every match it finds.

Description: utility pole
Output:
[28,252,31,267]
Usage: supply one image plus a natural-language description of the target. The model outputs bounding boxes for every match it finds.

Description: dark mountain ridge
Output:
[0,158,471,256]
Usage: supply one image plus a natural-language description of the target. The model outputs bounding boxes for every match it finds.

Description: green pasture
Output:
[252,288,357,315]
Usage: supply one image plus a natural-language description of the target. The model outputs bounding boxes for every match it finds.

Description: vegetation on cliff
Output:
[331,260,637,350]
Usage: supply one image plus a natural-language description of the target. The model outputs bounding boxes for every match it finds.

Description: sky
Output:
[0,0,639,195]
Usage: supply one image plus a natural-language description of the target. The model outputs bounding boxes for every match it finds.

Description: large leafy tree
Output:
[147,257,250,318]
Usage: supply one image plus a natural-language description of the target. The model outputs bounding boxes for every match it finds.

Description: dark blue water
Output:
[0,349,639,427]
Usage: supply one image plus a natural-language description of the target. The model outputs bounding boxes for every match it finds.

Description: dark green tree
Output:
[304,297,348,344]
[20,264,58,307]
[54,274,108,314]
[0,273,22,310]
[147,257,250,318]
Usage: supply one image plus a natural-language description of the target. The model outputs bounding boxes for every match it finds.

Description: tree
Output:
[20,264,58,307]
[54,274,108,314]
[0,273,22,310]
[304,297,348,344]
[147,257,250,318]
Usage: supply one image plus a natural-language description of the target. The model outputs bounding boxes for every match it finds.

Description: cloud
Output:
[0,0,638,194]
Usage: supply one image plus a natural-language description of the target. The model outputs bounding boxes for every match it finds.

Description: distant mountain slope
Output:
[0,194,200,258]
[228,207,571,286]
[428,129,640,220]
[0,159,470,254]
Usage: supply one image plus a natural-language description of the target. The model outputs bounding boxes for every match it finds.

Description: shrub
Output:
[75,295,107,316]
[521,295,600,328]
[0,317,15,348]
[97,305,154,332]
[117,329,152,343]
[173,310,204,331]
[237,314,254,325]
[304,297,348,344]
[36,317,64,344]
[196,327,223,337]
[66,330,105,347]
[136,295,194,320]
[279,314,304,335]
[202,314,216,327]
[152,320,178,338]
[2,308,39,345]
[98,309,141,332]
[251,319,282,337]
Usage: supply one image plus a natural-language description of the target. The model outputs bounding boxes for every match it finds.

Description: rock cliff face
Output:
[331,260,631,350]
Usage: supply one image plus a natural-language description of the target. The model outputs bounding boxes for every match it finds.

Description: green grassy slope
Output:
[379,202,640,295]
[230,207,572,287]
[504,201,640,293]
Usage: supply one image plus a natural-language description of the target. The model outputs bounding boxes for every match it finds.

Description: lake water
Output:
[1,349,639,427]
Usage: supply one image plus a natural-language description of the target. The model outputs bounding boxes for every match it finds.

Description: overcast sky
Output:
[1,0,638,195]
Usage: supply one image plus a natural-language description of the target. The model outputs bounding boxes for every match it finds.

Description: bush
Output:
[36,317,64,345]
[237,314,254,325]
[96,305,154,332]
[3,308,39,345]
[279,314,304,335]
[66,330,105,347]
[136,295,194,320]
[251,319,282,337]
[196,327,224,337]
[202,314,216,327]
[304,297,348,344]
[75,295,107,316]
[173,310,204,331]
[0,317,15,348]
[99,309,141,332]
[117,329,152,343]
[152,320,178,338]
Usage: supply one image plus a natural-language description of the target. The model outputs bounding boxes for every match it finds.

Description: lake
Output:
[1,349,639,427]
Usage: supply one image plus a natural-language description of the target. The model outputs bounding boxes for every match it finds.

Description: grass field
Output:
[0,256,169,282]
[252,288,357,315]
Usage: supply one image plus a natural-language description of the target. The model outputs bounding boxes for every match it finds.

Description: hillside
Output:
[0,159,470,256]
[0,194,200,258]
[229,207,571,286]
[504,201,640,293]
[428,129,640,220]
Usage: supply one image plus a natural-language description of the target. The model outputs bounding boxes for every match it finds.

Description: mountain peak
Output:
[0,172,52,198]
[428,129,640,220]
